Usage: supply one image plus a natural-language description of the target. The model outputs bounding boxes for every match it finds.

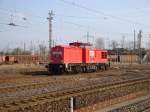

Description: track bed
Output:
[0,64,150,112]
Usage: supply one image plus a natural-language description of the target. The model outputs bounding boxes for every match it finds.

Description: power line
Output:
[55,14,107,20]
[0,22,27,28]
[0,19,149,38]
[62,20,87,28]
[0,3,143,25]
[0,8,46,20]
[1,7,149,38]
[0,8,106,22]
[58,0,145,26]
[136,8,150,15]
[0,3,149,30]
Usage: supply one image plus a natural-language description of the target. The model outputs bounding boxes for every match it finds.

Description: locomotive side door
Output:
[89,50,95,63]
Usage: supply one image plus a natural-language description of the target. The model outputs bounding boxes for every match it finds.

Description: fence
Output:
[108,55,139,64]
[0,55,48,65]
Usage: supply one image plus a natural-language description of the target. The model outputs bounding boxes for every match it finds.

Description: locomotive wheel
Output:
[95,66,98,72]
[72,66,78,74]
[100,65,104,71]
[102,64,107,71]
[82,66,87,73]
[104,64,107,70]
[72,66,82,73]
[50,64,64,75]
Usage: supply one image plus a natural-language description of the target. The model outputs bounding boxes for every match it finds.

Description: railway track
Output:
[0,76,149,112]
[0,81,58,93]
[0,74,147,103]
[109,98,150,112]
[143,108,150,112]
[0,70,147,93]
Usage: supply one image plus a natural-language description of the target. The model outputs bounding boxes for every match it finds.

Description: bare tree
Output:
[39,44,47,56]
[95,37,105,49]
[126,41,134,50]
[110,40,118,49]
[146,41,150,50]
[6,48,31,55]
[120,36,125,48]
[0,51,4,55]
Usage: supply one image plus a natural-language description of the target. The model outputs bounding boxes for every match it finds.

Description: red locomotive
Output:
[47,42,109,74]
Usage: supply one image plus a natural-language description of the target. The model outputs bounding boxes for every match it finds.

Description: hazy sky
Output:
[0,0,150,50]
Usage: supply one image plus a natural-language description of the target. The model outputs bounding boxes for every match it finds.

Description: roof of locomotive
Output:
[69,42,92,47]
[53,41,92,48]
[52,42,107,51]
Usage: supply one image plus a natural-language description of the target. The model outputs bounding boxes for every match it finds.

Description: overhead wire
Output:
[136,8,150,15]
[0,7,46,24]
[0,7,136,30]
[58,0,149,27]
[0,7,107,25]
[0,8,92,31]
[55,14,107,20]
[1,6,149,37]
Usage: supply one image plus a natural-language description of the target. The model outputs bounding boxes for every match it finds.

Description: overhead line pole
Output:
[47,10,54,61]
[83,32,94,45]
[86,32,90,43]
[138,30,142,64]
[134,30,136,52]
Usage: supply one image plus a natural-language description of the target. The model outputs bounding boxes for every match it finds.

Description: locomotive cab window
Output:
[102,52,107,59]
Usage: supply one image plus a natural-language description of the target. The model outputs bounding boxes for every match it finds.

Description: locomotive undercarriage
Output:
[48,63,109,74]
